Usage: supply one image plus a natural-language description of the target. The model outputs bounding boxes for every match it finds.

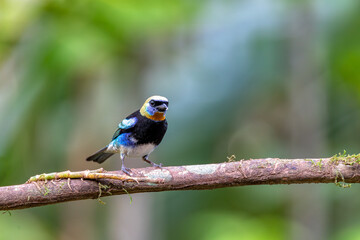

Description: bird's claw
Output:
[152,162,163,168]
[121,166,132,176]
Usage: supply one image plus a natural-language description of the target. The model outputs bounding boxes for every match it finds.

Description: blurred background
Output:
[1,0,360,239]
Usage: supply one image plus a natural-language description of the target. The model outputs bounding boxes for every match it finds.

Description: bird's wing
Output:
[111,117,138,140]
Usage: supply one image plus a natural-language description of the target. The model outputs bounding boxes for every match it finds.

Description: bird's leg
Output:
[142,155,162,168]
[120,153,132,176]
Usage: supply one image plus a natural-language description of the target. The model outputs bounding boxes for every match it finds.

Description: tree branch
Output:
[1,155,360,211]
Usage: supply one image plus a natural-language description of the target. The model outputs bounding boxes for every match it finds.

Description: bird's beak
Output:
[156,104,168,112]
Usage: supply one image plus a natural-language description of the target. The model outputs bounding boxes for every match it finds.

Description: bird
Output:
[86,95,169,175]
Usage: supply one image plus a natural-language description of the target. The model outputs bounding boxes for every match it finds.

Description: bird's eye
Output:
[149,100,155,107]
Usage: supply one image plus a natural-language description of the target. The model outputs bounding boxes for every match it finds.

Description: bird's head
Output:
[140,95,169,121]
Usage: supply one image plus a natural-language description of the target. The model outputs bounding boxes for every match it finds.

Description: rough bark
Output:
[1,157,359,211]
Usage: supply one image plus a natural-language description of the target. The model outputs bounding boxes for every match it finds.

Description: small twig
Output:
[26,168,150,184]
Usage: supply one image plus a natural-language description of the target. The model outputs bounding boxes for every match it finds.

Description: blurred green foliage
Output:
[1,0,360,240]
[0,211,52,240]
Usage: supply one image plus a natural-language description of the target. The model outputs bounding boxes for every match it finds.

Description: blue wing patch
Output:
[111,117,137,141]
[108,133,137,150]
[115,133,137,146]
[119,117,137,129]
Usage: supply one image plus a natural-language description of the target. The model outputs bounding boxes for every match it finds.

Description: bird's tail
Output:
[86,147,114,163]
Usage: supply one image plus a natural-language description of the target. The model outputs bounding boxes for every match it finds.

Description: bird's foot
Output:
[142,155,162,168]
[121,166,132,176]
[151,162,163,168]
